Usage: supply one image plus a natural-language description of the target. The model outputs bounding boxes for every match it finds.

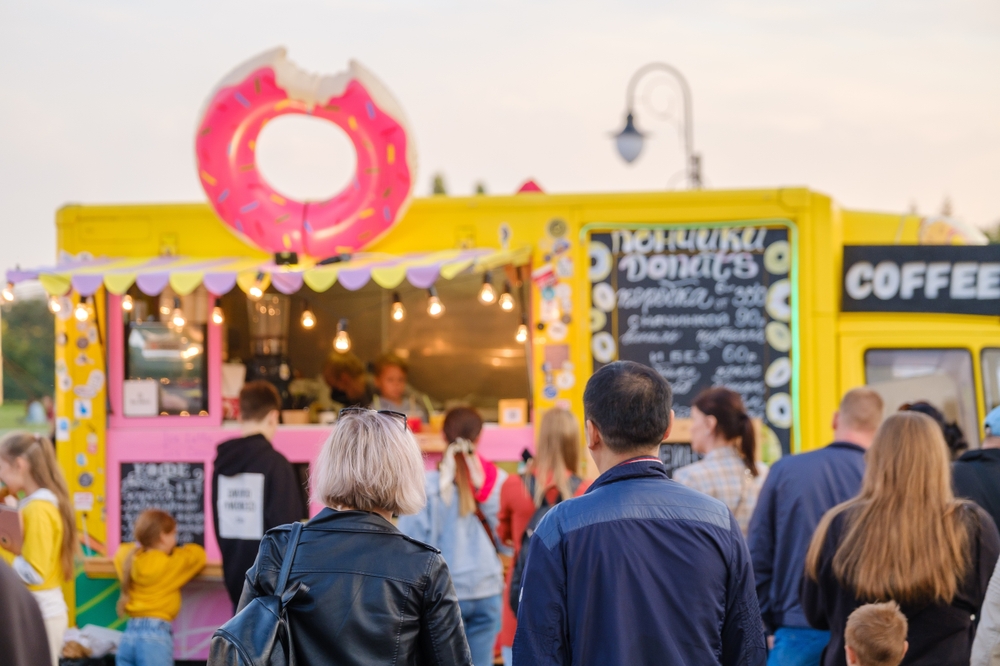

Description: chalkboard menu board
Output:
[590,227,793,455]
[120,462,206,546]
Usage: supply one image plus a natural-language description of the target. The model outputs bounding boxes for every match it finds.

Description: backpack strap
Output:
[274,522,304,597]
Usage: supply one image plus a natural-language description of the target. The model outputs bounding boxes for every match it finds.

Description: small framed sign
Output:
[498,399,528,428]
[123,379,159,417]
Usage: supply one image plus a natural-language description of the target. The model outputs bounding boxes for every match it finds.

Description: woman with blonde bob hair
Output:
[802,411,1000,666]
[237,410,472,665]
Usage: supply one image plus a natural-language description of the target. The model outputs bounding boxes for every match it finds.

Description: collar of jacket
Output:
[585,456,667,494]
[308,507,399,534]
[827,441,867,454]
[958,447,1000,463]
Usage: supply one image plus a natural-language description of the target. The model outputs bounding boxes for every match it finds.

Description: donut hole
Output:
[255,115,358,202]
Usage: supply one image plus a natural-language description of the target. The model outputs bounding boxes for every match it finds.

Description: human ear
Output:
[585,420,601,452]
[845,645,857,666]
[832,411,840,431]
[663,409,674,441]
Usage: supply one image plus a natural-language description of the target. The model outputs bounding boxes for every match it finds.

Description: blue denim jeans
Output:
[768,627,830,666]
[459,595,502,666]
[117,617,174,666]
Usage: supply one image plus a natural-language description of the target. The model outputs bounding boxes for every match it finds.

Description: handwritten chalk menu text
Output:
[120,462,205,546]
[589,227,793,455]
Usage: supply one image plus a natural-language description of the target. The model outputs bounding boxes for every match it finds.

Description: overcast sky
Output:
[1,0,998,277]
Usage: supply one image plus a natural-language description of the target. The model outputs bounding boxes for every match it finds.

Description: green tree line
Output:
[2,299,55,401]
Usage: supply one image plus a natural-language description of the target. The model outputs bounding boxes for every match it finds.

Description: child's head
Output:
[374,353,409,404]
[133,508,178,551]
[845,601,908,666]
[239,380,281,426]
[0,432,77,580]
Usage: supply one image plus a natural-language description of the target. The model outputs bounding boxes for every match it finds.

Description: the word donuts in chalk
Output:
[195,48,417,257]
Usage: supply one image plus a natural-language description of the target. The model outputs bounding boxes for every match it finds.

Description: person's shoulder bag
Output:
[208,521,307,665]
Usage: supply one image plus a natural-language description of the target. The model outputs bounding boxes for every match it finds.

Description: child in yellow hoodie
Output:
[0,432,77,666]
[114,509,206,666]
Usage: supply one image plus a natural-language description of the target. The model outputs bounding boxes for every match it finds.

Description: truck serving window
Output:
[864,349,979,449]
[982,349,1000,415]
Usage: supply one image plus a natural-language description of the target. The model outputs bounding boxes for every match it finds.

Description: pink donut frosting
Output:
[195,49,416,257]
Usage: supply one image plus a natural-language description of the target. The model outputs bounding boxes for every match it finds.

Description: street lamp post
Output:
[613,62,702,189]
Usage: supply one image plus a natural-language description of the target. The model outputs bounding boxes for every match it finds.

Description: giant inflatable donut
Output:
[195,48,417,257]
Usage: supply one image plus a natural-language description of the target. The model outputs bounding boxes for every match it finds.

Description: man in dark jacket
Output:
[747,387,883,666]
[212,380,307,610]
[513,361,766,665]
[953,405,1000,532]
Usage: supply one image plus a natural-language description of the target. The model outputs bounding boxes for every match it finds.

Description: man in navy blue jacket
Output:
[513,361,766,665]
[747,387,883,666]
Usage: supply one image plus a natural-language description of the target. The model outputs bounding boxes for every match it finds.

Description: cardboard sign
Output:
[217,473,265,540]
[123,379,159,417]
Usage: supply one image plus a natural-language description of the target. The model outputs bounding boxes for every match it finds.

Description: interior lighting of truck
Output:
[391,292,406,322]
[334,318,352,352]
[248,272,266,300]
[121,294,134,312]
[516,321,529,344]
[1,282,13,302]
[300,300,316,329]
[170,298,186,329]
[479,272,497,304]
[48,295,61,313]
[426,287,445,318]
[211,298,224,325]
[499,283,515,312]
[74,297,90,322]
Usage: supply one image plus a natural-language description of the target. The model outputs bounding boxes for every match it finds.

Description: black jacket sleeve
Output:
[264,455,307,530]
[235,533,274,613]
[800,513,841,631]
[971,504,1000,611]
[418,553,473,665]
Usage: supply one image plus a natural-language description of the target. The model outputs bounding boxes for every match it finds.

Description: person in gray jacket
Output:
[973,560,1000,665]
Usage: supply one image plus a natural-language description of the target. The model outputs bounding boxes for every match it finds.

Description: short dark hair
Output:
[374,352,409,377]
[240,380,281,422]
[583,361,672,453]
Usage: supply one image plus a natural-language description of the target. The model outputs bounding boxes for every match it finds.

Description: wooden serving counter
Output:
[83,557,224,581]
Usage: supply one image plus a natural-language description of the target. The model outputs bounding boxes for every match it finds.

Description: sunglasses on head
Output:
[338,407,409,432]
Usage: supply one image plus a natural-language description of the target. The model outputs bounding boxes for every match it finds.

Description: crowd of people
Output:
[7,360,1000,665]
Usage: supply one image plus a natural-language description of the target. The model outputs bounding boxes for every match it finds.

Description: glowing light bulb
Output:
[170,298,186,328]
[516,323,529,343]
[391,293,406,322]
[2,283,14,302]
[333,319,351,352]
[74,300,90,322]
[499,291,515,312]
[301,309,316,329]
[48,296,61,313]
[248,285,263,300]
[427,288,445,318]
[478,275,496,305]
[121,294,134,312]
[212,300,224,325]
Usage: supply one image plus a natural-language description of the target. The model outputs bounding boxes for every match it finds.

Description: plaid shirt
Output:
[673,446,768,536]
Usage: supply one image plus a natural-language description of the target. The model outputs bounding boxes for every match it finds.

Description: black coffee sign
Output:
[590,226,793,455]
[843,245,1000,315]
[120,462,205,546]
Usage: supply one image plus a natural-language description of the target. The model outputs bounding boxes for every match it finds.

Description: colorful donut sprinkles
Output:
[195,48,417,257]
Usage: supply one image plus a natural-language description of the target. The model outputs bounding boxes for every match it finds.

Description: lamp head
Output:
[614,112,645,164]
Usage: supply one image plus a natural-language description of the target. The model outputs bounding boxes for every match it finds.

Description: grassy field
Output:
[0,400,50,434]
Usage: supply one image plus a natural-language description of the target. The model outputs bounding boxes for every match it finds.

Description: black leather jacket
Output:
[238,508,472,665]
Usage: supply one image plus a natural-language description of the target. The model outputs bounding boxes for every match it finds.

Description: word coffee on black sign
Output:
[842,245,1000,315]
[589,226,793,455]
[120,462,205,546]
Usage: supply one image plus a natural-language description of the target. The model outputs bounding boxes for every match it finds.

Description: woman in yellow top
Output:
[0,432,77,666]
[114,509,206,666]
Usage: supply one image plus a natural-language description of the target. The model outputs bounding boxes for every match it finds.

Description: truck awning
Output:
[5,247,531,297]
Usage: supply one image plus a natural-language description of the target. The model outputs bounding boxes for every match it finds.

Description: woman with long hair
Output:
[397,407,508,666]
[114,509,206,666]
[803,412,1000,666]
[496,408,590,666]
[0,432,77,666]
[673,387,767,535]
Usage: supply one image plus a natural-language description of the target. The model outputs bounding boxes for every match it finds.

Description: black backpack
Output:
[508,474,581,615]
[209,522,307,666]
